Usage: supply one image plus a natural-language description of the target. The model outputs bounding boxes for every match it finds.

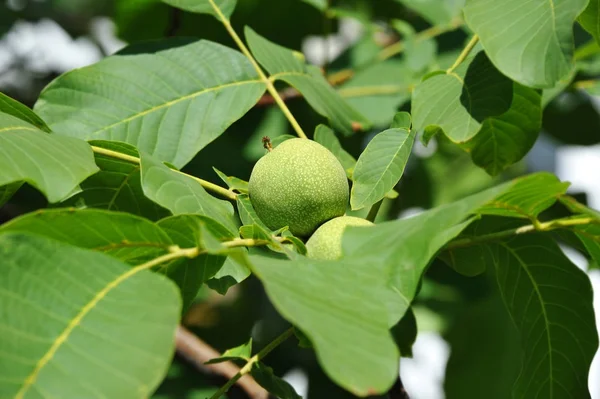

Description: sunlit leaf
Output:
[464,0,587,88]
[140,152,238,233]
[35,40,266,168]
[207,252,251,295]
[205,339,252,364]
[250,254,399,395]
[236,194,271,232]
[0,113,98,203]
[476,172,569,219]
[351,128,415,210]
[0,92,50,131]
[245,27,371,134]
[213,167,249,193]
[0,233,180,398]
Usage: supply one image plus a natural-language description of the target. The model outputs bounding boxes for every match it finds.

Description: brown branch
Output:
[175,325,269,399]
[256,87,302,107]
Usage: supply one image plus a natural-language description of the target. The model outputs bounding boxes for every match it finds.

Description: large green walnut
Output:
[306,216,373,260]
[248,138,349,237]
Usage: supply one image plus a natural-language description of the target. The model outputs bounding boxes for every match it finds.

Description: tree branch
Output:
[176,326,269,399]
[446,216,597,250]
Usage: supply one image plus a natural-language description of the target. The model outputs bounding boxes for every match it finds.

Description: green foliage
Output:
[0,233,180,398]
[2,0,600,398]
[463,0,587,88]
[350,127,414,210]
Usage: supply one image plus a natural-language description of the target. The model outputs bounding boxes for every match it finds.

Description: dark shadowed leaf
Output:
[351,128,415,210]
[0,182,21,207]
[487,235,598,398]
[157,215,234,307]
[0,233,180,398]
[245,27,371,134]
[251,362,302,399]
[66,140,169,221]
[411,50,541,175]
[464,0,587,88]
[313,124,356,178]
[35,40,265,168]
[579,1,600,45]
[0,113,99,203]
[207,251,251,295]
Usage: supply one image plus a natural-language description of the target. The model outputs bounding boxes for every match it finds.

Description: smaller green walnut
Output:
[306,216,373,260]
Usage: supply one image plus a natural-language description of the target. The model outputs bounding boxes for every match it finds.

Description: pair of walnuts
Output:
[248,138,372,259]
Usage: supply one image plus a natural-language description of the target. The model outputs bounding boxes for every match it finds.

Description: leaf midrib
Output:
[88,79,263,136]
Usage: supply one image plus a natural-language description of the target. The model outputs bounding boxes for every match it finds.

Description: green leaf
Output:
[351,128,415,210]
[213,167,249,194]
[463,0,587,88]
[34,40,266,168]
[250,254,399,395]
[162,0,237,18]
[0,113,99,203]
[464,83,542,175]
[0,182,21,207]
[236,194,271,232]
[343,180,511,322]
[205,339,252,364]
[391,111,412,129]
[476,172,569,219]
[395,0,465,25]
[412,51,542,174]
[0,233,181,398]
[245,27,370,134]
[313,124,356,178]
[157,215,233,306]
[445,290,521,399]
[66,140,169,221]
[0,92,50,131]
[207,253,251,295]
[251,362,302,399]
[0,208,172,264]
[488,235,598,398]
[579,1,600,46]
[338,60,414,127]
[301,0,327,11]
[140,152,238,233]
[391,308,417,357]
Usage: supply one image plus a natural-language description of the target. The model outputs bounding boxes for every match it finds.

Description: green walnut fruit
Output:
[306,216,373,260]
[248,138,349,237]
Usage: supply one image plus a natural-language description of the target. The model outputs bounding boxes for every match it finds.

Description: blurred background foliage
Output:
[1,0,599,398]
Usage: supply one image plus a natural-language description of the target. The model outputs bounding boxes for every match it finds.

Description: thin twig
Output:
[176,326,269,399]
[207,0,307,139]
[445,216,597,250]
[90,146,238,201]
[210,327,295,399]
[446,35,479,74]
